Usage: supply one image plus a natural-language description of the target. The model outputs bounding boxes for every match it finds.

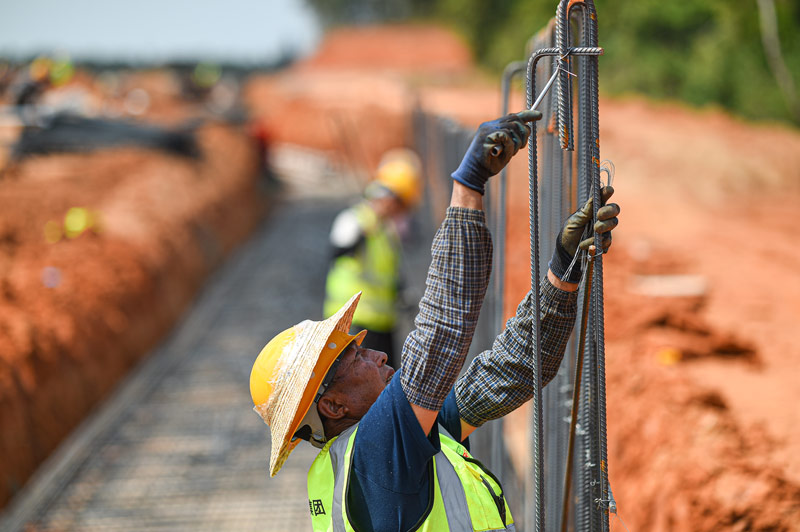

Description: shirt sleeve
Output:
[348,206,491,531]
[399,206,492,412]
[454,276,578,427]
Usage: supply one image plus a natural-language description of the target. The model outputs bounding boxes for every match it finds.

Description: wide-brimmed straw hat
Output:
[250,292,365,476]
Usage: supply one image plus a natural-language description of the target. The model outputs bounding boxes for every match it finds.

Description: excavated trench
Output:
[0,122,265,510]
[0,196,352,530]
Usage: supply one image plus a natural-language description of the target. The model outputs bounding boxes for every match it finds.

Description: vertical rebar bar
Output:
[493,60,527,486]
[551,23,575,530]
[526,48,549,532]
[585,3,610,530]
[542,133,559,532]
[555,0,574,151]
[575,6,596,531]
[560,259,593,532]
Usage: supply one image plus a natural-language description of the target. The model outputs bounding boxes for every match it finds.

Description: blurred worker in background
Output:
[250,110,620,531]
[11,57,53,108]
[323,148,422,369]
[248,118,277,187]
[10,56,75,107]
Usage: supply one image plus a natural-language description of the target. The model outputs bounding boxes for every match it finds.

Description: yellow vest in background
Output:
[324,202,400,332]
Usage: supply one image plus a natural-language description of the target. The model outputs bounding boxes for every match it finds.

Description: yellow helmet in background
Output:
[29,56,53,83]
[28,55,74,86]
[372,148,422,208]
[250,292,366,476]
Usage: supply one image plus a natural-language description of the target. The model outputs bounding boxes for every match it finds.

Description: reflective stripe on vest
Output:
[323,203,400,331]
[307,424,515,532]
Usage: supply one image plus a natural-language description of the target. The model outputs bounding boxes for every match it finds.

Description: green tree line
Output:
[308,0,800,126]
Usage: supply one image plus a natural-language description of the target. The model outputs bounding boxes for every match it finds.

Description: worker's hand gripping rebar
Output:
[451,110,542,194]
[550,186,618,283]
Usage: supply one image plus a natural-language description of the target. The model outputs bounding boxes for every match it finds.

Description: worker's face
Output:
[326,342,395,419]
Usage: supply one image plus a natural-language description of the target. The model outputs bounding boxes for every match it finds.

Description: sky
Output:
[0,0,322,64]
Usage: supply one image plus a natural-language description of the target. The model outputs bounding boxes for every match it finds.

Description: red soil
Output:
[299,24,473,75]
[501,98,800,529]
[0,114,263,506]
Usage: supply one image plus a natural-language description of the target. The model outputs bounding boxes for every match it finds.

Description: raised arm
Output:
[401,111,543,436]
[455,187,620,439]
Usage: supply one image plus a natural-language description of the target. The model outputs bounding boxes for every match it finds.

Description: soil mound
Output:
[300,24,472,75]
[502,97,800,529]
[0,121,262,506]
[243,23,477,174]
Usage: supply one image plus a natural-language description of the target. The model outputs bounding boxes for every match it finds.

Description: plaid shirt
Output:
[399,206,578,427]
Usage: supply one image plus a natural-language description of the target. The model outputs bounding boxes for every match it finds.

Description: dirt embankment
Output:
[244,24,480,175]
[598,100,800,530]
[0,113,263,505]
[501,99,800,529]
[246,23,800,531]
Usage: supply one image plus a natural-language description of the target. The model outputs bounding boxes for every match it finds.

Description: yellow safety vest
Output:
[307,424,515,532]
[323,203,400,332]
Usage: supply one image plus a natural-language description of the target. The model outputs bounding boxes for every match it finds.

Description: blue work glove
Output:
[550,186,620,283]
[451,110,543,195]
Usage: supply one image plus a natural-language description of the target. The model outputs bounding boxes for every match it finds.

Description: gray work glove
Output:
[451,110,543,194]
[549,186,620,283]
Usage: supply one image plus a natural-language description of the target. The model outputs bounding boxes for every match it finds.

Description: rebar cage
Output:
[411,2,611,531]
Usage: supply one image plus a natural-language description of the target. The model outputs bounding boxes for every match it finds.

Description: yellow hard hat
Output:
[29,56,53,83]
[373,148,422,207]
[250,292,366,476]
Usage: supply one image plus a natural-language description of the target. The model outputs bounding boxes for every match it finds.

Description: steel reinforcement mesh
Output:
[412,2,610,531]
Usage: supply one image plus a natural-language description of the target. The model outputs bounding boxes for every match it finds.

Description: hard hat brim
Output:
[252,292,362,477]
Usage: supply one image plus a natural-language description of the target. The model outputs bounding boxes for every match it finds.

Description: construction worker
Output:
[250,110,620,531]
[323,148,422,368]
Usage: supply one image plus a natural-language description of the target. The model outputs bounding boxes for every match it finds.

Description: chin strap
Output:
[294,406,328,449]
